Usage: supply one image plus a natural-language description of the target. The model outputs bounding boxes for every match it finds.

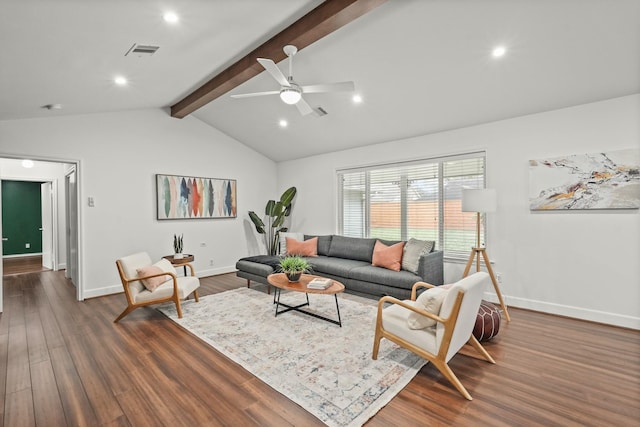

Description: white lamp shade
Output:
[462,188,497,213]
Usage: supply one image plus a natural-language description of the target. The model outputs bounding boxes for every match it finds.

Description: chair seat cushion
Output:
[382,302,437,354]
[134,276,199,303]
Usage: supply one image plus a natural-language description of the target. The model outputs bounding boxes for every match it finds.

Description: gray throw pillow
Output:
[402,238,435,274]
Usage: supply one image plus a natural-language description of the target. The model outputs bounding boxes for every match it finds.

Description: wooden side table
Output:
[163,254,194,276]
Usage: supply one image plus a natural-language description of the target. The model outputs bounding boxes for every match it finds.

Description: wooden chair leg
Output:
[433,360,473,401]
[372,328,382,360]
[175,298,183,318]
[193,290,200,302]
[467,335,496,364]
[114,305,137,323]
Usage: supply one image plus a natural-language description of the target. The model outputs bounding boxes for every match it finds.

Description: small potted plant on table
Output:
[173,234,184,259]
[278,255,310,282]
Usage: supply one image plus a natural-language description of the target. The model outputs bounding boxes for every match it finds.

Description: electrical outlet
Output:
[25,243,30,248]
[209,259,214,266]
[496,272,503,283]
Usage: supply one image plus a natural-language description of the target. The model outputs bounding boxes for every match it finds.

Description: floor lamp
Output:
[461,188,510,321]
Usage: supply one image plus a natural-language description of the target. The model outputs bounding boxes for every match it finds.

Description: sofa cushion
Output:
[306,256,369,277]
[348,265,421,289]
[371,240,405,272]
[328,235,376,262]
[236,255,281,275]
[402,238,435,274]
[287,237,317,256]
[304,235,333,256]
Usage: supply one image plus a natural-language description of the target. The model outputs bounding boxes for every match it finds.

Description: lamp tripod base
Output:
[462,247,511,322]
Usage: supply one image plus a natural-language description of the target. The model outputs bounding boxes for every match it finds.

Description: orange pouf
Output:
[473,301,501,341]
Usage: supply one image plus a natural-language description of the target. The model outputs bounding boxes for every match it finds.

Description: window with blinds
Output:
[337,152,486,259]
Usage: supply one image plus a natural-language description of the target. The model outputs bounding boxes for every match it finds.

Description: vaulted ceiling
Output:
[1,0,639,161]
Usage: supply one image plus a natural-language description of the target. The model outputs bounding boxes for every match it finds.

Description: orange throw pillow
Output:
[137,266,169,291]
[286,237,318,257]
[372,240,405,271]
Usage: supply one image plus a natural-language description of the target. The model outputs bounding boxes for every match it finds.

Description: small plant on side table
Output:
[278,255,310,282]
[173,234,184,259]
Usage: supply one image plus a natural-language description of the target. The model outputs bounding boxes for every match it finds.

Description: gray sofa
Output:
[236,235,444,300]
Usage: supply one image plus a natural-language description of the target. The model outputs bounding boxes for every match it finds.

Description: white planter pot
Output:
[174,253,184,259]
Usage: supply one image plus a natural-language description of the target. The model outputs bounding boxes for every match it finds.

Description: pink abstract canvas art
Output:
[156,174,236,219]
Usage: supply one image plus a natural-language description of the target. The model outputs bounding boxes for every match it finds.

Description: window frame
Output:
[337,151,487,261]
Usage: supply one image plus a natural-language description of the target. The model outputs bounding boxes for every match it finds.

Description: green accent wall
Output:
[2,180,43,256]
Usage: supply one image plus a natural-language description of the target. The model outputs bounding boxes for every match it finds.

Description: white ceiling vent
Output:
[125,43,159,57]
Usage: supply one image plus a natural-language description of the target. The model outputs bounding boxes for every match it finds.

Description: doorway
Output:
[0,157,81,312]
[1,179,55,275]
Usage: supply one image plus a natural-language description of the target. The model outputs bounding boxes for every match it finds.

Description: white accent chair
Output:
[372,272,495,400]
[114,252,200,322]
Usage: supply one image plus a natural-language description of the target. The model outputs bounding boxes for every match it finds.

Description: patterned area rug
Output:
[158,288,427,427]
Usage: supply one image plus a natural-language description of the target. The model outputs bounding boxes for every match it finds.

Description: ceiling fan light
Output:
[280,88,301,105]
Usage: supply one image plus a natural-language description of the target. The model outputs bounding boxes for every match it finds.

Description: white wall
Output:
[0,159,69,267]
[277,95,640,329]
[0,108,277,298]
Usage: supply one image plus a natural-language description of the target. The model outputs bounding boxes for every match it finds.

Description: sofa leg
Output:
[247,279,251,288]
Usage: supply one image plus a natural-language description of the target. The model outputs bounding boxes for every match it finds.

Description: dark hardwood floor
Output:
[1,270,638,426]
[2,256,49,276]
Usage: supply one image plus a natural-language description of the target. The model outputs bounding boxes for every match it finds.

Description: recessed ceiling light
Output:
[22,159,34,168]
[492,46,507,58]
[114,76,128,86]
[279,119,288,128]
[163,12,179,23]
[352,94,363,103]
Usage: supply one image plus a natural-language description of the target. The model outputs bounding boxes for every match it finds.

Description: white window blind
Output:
[337,152,486,259]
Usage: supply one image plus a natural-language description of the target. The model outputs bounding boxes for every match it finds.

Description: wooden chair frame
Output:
[372,281,495,400]
[114,260,199,323]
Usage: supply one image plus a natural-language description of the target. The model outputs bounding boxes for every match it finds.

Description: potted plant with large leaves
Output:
[248,186,297,255]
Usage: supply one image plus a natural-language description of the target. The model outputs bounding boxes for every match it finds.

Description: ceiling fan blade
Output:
[230,91,280,99]
[295,97,313,116]
[301,81,355,94]
[257,58,290,87]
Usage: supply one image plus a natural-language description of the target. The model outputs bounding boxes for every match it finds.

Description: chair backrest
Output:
[437,272,489,361]
[116,252,153,295]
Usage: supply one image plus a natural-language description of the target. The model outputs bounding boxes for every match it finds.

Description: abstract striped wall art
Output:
[156,174,237,219]
[529,149,640,210]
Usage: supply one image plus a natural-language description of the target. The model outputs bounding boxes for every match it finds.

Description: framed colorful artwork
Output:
[529,148,639,210]
[156,174,237,219]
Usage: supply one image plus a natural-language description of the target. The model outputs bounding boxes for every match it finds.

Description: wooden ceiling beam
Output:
[170,0,387,118]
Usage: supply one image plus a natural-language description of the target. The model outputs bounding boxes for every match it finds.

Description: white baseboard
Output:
[482,291,640,330]
[196,265,236,278]
[84,284,123,299]
[2,253,43,259]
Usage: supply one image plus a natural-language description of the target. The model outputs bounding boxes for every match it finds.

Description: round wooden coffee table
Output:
[267,273,345,326]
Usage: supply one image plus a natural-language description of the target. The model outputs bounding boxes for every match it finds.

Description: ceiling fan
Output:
[231,45,355,116]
